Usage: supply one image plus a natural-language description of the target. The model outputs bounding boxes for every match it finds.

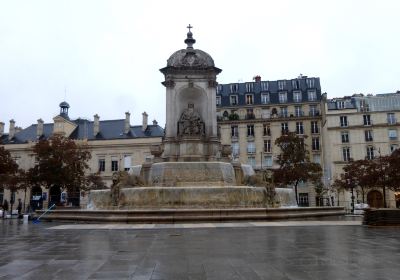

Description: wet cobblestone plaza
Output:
[0,219,399,280]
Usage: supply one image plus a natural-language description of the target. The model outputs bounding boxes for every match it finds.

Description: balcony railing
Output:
[309,110,320,116]
[247,148,256,154]
[388,118,397,125]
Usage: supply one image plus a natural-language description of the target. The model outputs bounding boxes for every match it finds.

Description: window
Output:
[279,92,287,103]
[308,90,317,101]
[98,158,105,172]
[296,122,304,135]
[313,154,321,164]
[312,137,320,151]
[217,85,223,94]
[278,80,286,90]
[292,80,300,90]
[389,129,398,140]
[264,156,273,167]
[390,144,398,153]
[281,123,289,135]
[263,124,271,136]
[293,91,302,102]
[246,94,254,105]
[388,113,396,125]
[245,83,254,92]
[247,142,256,154]
[299,193,309,207]
[337,101,345,109]
[232,142,239,156]
[360,99,369,112]
[216,96,221,106]
[247,125,255,137]
[247,156,256,167]
[311,121,319,134]
[306,78,315,88]
[309,105,318,116]
[342,147,351,161]
[365,130,373,142]
[246,108,255,119]
[262,109,270,119]
[261,93,270,104]
[264,140,272,153]
[363,115,371,126]
[261,81,269,91]
[295,106,303,117]
[366,146,374,160]
[340,116,348,127]
[230,83,239,93]
[280,107,288,118]
[123,155,131,171]
[230,95,238,105]
[111,157,119,171]
[231,125,238,137]
[341,131,349,143]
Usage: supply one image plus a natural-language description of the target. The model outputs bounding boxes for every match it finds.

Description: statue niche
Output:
[178,103,205,136]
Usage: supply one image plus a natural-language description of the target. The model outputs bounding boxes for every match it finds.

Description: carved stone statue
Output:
[110,172,122,206]
[178,103,205,136]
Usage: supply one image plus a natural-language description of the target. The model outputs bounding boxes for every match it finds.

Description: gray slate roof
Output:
[1,118,164,145]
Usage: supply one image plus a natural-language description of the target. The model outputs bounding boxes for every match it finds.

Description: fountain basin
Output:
[88,186,268,209]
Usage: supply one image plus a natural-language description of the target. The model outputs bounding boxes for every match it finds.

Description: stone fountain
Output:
[88,27,270,210]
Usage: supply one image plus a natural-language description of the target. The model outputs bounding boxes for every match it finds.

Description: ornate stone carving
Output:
[150,144,164,158]
[178,103,205,136]
[162,80,175,88]
[208,80,218,88]
[221,145,232,158]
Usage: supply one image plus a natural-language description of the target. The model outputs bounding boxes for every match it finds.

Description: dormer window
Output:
[293,91,302,102]
[308,90,317,101]
[230,95,238,106]
[217,85,223,94]
[216,96,221,106]
[278,80,286,91]
[306,78,315,88]
[245,83,254,92]
[261,81,269,91]
[230,83,239,93]
[261,93,270,104]
[337,101,345,109]
[292,80,301,90]
[279,92,287,103]
[246,94,254,105]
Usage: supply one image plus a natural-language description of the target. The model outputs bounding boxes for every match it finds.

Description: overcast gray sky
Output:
[1,0,399,131]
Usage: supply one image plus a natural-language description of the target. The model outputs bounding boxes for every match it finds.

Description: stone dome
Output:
[167,48,215,68]
[59,101,70,108]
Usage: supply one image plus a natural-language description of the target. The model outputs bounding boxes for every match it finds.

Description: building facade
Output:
[216,75,325,207]
[323,92,400,209]
[0,102,163,209]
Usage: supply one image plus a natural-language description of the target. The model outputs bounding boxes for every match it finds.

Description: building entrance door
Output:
[49,185,61,206]
[367,190,383,208]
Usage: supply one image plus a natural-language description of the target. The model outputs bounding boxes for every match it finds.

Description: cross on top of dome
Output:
[184,24,196,49]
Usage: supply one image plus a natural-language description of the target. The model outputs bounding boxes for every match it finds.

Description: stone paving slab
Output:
[1,219,399,280]
[49,220,362,230]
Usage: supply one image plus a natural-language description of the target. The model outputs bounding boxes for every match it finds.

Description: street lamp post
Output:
[347,178,355,214]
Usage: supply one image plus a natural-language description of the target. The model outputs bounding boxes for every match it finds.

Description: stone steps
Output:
[36,207,345,223]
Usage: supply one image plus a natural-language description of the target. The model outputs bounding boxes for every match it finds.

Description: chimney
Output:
[0,122,4,137]
[93,114,100,136]
[9,119,15,140]
[124,112,130,134]
[254,75,261,82]
[142,112,148,131]
[15,126,22,134]
[37,119,44,138]
[152,119,158,126]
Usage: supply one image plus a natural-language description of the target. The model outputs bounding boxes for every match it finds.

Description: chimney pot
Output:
[0,122,4,137]
[142,112,148,132]
[9,119,15,140]
[37,118,44,138]
[152,119,158,126]
[124,112,131,134]
[93,114,100,136]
